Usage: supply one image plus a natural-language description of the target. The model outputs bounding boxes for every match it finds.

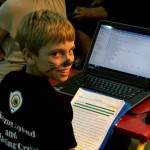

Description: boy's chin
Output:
[57,76,69,82]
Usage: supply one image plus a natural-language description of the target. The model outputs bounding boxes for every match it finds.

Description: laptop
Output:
[54,19,150,109]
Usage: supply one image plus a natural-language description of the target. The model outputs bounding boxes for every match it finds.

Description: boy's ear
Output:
[23,48,35,64]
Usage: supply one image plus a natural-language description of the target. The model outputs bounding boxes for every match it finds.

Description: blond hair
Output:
[16,9,75,55]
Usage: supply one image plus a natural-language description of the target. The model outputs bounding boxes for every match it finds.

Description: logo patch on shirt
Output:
[9,91,23,114]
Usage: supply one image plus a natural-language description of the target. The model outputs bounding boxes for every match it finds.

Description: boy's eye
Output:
[51,52,60,56]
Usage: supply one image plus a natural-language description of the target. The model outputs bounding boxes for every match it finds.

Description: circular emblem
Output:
[9,91,23,114]
[11,95,20,107]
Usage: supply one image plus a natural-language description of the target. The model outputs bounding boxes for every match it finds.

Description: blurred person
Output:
[71,0,150,37]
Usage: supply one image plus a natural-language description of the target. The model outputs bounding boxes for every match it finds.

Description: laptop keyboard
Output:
[73,75,142,100]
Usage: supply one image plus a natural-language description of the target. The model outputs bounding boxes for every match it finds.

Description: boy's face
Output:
[27,41,75,82]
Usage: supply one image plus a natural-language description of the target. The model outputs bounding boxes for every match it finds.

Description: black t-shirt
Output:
[0,71,77,150]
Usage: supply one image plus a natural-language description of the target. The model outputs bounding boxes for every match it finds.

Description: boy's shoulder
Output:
[2,70,48,84]
[0,71,53,95]
[0,70,71,106]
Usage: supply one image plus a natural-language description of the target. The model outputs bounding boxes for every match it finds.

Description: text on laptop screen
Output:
[89,25,150,78]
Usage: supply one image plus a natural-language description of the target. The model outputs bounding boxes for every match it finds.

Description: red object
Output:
[116,97,150,142]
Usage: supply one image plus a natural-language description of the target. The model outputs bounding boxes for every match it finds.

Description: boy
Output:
[0,9,77,150]
[0,0,67,82]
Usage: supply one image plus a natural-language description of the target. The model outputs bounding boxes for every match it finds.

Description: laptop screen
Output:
[89,24,150,79]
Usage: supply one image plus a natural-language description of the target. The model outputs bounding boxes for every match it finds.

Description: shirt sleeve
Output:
[39,84,77,149]
[53,92,77,149]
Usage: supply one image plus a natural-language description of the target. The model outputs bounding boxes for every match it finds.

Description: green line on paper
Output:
[86,103,115,112]
[74,102,114,115]
[73,105,110,116]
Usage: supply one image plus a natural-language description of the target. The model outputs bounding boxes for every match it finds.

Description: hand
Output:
[91,0,103,6]
[73,6,108,21]
[73,6,98,21]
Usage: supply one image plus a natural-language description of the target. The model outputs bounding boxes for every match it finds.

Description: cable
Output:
[126,110,150,116]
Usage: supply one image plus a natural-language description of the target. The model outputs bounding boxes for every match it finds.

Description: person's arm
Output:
[0,27,8,60]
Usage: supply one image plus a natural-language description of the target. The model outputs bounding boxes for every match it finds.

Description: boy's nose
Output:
[63,59,74,67]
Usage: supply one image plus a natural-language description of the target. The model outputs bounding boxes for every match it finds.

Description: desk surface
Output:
[50,69,150,143]
[116,97,150,142]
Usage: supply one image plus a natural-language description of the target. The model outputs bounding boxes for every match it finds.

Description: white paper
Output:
[71,88,125,150]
